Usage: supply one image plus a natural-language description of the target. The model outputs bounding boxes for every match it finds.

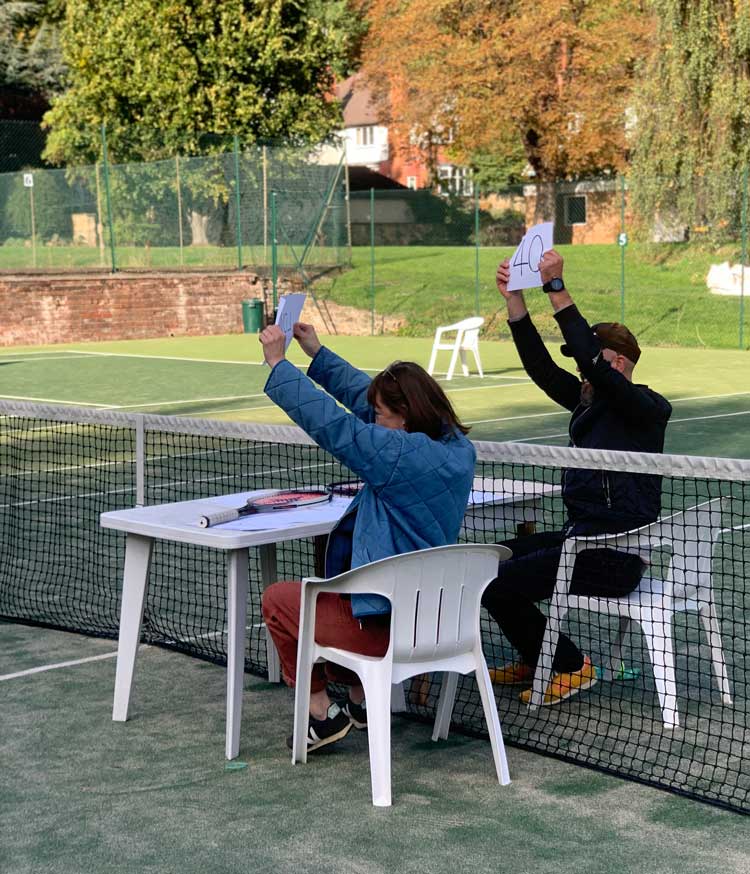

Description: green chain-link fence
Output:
[0,122,348,289]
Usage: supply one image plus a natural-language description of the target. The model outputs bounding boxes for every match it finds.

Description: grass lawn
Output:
[311,242,750,349]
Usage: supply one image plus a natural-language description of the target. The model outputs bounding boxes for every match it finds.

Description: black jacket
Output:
[509,305,672,534]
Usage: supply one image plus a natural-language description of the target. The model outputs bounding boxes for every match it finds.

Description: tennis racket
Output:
[198,488,332,528]
[326,479,365,497]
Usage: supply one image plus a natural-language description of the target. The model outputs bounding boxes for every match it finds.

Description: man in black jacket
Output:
[483,249,672,705]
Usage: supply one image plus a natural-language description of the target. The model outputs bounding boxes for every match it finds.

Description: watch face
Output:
[550,278,564,291]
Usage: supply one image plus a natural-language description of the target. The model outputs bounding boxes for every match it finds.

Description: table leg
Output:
[112,534,153,722]
[226,548,249,760]
[259,543,281,683]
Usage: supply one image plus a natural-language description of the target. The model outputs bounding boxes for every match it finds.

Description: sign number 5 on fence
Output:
[507,221,554,291]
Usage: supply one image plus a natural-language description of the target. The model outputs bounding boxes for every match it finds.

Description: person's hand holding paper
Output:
[507,222,554,291]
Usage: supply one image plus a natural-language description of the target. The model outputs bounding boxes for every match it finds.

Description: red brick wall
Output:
[0,271,301,346]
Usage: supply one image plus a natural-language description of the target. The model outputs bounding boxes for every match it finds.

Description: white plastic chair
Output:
[526,498,736,728]
[427,316,484,380]
[291,543,512,807]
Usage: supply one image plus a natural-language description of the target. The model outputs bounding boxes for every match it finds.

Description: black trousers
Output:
[482,530,646,674]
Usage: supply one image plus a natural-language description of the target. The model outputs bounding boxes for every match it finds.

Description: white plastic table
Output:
[101,479,558,759]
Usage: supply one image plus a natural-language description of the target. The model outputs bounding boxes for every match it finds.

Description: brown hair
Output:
[366,361,470,440]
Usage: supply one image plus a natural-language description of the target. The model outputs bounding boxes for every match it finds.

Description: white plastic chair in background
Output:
[526,498,736,728]
[291,543,512,807]
[427,316,484,381]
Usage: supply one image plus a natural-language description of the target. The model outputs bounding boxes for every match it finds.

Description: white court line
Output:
[466,410,568,426]
[67,349,270,367]
[0,649,129,681]
[670,410,750,424]
[0,393,114,407]
[0,355,92,364]
[115,392,269,410]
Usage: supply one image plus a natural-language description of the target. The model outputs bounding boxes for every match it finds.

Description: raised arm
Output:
[496,258,580,411]
[293,322,372,421]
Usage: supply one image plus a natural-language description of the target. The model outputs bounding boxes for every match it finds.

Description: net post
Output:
[101,124,117,273]
[135,414,145,507]
[233,134,243,271]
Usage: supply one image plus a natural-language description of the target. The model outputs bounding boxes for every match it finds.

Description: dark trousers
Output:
[481,530,645,674]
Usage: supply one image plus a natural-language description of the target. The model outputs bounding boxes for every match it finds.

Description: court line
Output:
[0,355,92,364]
[0,393,114,407]
[65,349,269,366]
[670,410,750,424]
[115,393,269,410]
[0,649,128,681]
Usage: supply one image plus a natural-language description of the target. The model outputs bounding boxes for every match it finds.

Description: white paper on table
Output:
[217,495,353,530]
[507,222,554,291]
[274,293,307,349]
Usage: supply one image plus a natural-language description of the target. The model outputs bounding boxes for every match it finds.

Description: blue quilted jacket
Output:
[264,347,476,617]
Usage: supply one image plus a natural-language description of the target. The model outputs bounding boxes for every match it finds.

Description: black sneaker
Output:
[342,697,367,730]
[286,702,352,752]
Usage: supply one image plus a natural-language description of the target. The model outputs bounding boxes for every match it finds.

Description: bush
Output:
[0,169,73,243]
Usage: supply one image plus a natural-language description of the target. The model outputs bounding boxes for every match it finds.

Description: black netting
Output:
[1,406,748,814]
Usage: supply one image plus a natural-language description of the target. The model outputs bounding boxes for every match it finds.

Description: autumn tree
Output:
[357,0,654,187]
[630,1,750,239]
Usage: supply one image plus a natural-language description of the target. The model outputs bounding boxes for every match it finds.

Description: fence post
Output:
[28,177,37,268]
[233,134,243,270]
[741,167,748,349]
[175,155,184,266]
[271,190,278,311]
[474,186,480,315]
[370,187,375,336]
[619,174,626,323]
[100,124,117,272]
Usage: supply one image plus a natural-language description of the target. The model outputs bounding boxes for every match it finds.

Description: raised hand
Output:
[293,322,322,358]
[495,259,512,300]
[259,324,287,368]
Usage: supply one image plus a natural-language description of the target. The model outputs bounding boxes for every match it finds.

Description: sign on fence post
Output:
[24,173,36,268]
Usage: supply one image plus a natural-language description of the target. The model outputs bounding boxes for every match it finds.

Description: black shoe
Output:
[286,702,352,752]
[342,697,367,730]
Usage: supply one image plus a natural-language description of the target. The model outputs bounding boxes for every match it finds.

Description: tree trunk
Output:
[189,210,210,245]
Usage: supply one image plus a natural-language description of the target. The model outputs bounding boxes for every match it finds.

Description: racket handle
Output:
[199,507,241,528]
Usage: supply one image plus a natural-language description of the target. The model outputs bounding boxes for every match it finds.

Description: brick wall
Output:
[0,271,302,346]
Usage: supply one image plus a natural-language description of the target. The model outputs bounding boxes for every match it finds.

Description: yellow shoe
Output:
[519,657,598,706]
[488,662,534,685]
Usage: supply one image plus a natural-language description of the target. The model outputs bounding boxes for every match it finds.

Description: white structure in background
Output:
[427,316,485,381]
[707,262,750,296]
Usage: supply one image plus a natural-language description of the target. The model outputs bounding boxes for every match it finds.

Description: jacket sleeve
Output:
[265,359,415,487]
[555,305,672,424]
[306,346,373,422]
[509,313,581,411]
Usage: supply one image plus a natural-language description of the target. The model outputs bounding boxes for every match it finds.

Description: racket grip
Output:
[199,507,241,528]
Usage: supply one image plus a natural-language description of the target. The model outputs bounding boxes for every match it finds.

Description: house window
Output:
[355,126,375,146]
[437,165,473,197]
[406,176,418,190]
[565,195,587,225]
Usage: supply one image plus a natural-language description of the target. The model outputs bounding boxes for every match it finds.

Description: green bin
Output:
[241,299,264,333]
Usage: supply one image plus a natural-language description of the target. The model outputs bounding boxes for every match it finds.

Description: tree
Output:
[356,0,653,185]
[0,0,66,96]
[630,1,750,239]
[43,0,360,166]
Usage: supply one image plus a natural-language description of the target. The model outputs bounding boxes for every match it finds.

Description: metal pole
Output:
[343,140,352,258]
[94,163,105,266]
[233,134,243,270]
[741,166,748,349]
[620,173,626,323]
[101,124,117,272]
[175,155,184,266]
[263,145,269,262]
[474,185,480,315]
[271,190,278,310]
[29,182,36,268]
[370,187,375,336]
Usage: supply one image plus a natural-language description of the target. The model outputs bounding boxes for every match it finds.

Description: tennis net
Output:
[1,400,748,814]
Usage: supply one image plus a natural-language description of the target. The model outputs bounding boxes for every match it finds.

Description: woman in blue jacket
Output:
[259,321,475,752]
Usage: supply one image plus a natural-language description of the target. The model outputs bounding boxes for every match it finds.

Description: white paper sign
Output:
[274,293,307,349]
[23,173,33,188]
[507,222,554,291]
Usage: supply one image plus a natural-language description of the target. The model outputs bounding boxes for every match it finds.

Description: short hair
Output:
[367,361,470,440]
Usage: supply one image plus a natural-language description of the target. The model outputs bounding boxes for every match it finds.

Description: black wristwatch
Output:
[542,277,565,293]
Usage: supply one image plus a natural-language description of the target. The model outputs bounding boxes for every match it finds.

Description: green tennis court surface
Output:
[4,619,750,874]
[1,332,748,457]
